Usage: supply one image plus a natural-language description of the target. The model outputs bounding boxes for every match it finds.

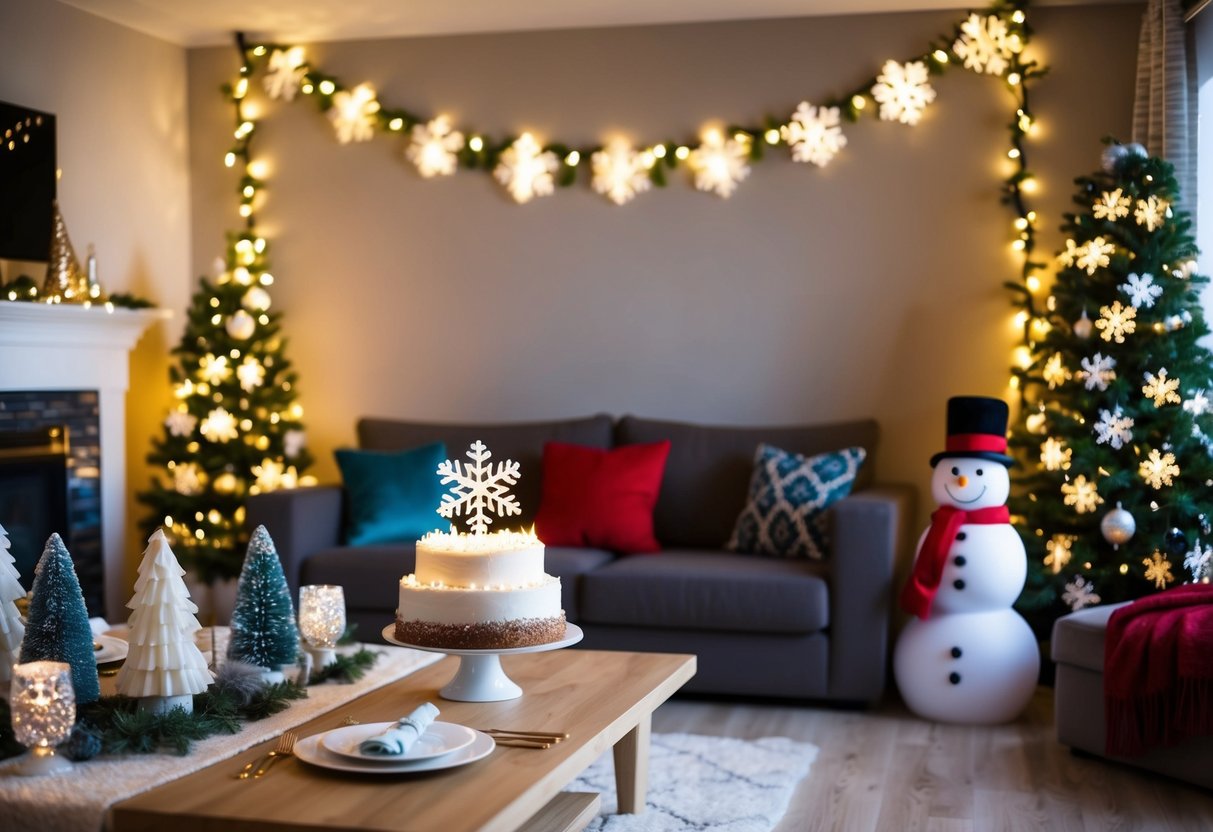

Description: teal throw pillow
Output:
[726,443,866,559]
[335,442,448,546]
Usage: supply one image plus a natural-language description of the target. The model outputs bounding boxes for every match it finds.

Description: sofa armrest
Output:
[827,484,916,704]
[245,486,344,594]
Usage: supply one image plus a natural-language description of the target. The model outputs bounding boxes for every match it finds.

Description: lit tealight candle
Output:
[11,661,75,776]
[298,585,346,669]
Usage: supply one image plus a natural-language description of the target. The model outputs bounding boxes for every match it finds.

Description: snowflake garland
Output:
[493,133,559,204]
[1079,353,1116,391]
[1096,301,1136,343]
[1061,474,1103,514]
[1044,534,1076,574]
[688,130,751,198]
[1092,188,1131,220]
[1139,448,1180,489]
[1093,408,1134,449]
[264,47,307,101]
[591,140,652,206]
[1119,273,1163,308]
[405,116,465,179]
[1142,552,1175,589]
[1040,437,1072,471]
[164,410,197,438]
[1074,236,1115,275]
[871,60,936,126]
[781,102,847,167]
[1142,368,1181,407]
[952,13,1013,75]
[1134,196,1169,232]
[437,441,522,534]
[328,83,380,144]
[1062,576,1101,611]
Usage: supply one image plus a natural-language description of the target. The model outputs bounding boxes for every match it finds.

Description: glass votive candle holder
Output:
[299,584,345,668]
[11,660,76,776]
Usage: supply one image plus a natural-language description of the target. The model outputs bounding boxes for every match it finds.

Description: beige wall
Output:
[0,1,191,601]
[181,6,1142,528]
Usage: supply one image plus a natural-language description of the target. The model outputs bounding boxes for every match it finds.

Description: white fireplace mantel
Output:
[0,301,170,620]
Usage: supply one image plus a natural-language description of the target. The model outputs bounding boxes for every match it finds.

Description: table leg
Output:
[612,713,651,814]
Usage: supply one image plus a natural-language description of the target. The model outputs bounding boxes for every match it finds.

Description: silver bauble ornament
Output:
[1101,144,1130,173]
[242,286,271,312]
[226,309,256,340]
[1073,309,1093,340]
[1124,143,1148,160]
[1100,502,1136,548]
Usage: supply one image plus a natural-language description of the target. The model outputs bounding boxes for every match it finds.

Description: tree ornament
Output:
[1164,527,1188,556]
[781,102,846,167]
[493,133,558,204]
[1142,551,1175,589]
[1139,448,1180,489]
[1093,408,1133,449]
[242,286,271,311]
[1142,368,1181,407]
[1061,474,1103,514]
[236,356,266,392]
[1072,309,1093,339]
[199,353,232,385]
[1100,503,1136,548]
[1095,301,1136,343]
[1134,196,1169,232]
[115,530,213,714]
[405,115,465,179]
[1079,352,1115,391]
[871,59,936,125]
[0,523,25,685]
[688,129,750,199]
[200,406,239,443]
[590,139,652,206]
[227,525,299,678]
[1093,188,1132,220]
[1075,236,1115,275]
[1100,144,1129,173]
[1120,273,1162,308]
[173,462,206,495]
[1061,575,1101,611]
[1184,541,1212,582]
[42,201,90,301]
[226,309,256,340]
[19,534,101,704]
[327,83,379,144]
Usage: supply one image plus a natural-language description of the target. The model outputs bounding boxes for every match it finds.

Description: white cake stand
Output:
[381,623,583,702]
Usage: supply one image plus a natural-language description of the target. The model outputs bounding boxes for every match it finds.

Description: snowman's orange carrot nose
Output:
[957,475,969,487]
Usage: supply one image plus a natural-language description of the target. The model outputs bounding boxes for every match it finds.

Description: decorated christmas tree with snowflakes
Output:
[1009,144,1213,623]
[138,236,316,583]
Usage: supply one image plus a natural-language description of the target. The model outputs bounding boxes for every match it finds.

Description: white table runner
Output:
[0,635,441,832]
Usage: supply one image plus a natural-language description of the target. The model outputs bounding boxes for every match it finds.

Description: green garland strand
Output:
[308,648,381,685]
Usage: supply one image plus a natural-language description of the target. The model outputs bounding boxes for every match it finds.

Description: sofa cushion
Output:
[535,440,670,553]
[616,416,878,549]
[727,443,866,559]
[358,415,614,526]
[334,442,448,546]
[579,549,829,634]
[1051,602,1127,673]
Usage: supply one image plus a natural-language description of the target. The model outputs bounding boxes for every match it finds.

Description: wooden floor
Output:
[650,687,1213,832]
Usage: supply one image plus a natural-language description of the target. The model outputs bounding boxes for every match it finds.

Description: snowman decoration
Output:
[894,396,1039,724]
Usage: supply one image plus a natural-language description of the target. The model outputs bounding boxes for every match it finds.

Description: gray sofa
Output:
[245,414,914,703]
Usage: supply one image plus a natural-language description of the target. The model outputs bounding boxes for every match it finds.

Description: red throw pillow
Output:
[534,440,671,554]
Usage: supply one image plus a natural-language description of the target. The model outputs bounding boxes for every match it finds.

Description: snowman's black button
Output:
[953,579,966,590]
[948,672,961,685]
[954,555,967,567]
[951,646,963,659]
[956,532,967,541]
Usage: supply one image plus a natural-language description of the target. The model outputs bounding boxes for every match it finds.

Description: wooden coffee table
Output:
[110,649,695,832]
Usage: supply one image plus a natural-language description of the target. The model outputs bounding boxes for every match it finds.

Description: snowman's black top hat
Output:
[929,396,1016,468]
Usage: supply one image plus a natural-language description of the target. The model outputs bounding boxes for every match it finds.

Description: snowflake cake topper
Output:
[437,441,522,535]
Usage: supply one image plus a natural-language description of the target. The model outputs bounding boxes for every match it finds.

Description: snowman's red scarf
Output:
[899,505,1009,619]
[1104,583,1213,757]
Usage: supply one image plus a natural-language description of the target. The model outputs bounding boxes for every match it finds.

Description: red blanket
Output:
[1104,583,1213,757]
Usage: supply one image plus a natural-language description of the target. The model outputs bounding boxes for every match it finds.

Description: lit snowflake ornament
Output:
[952,13,1013,75]
[1134,196,1169,232]
[437,441,522,534]
[1096,301,1136,343]
[1057,239,1082,268]
[1092,188,1131,220]
[1185,541,1212,582]
[1139,448,1180,489]
[200,407,239,443]
[236,356,265,393]
[1045,535,1076,574]
[1062,576,1101,611]
[199,353,232,385]
[283,429,307,459]
[1061,475,1103,514]
[1119,273,1162,309]
[1040,437,1072,471]
[406,115,465,179]
[173,462,204,496]
[264,47,307,101]
[871,60,936,125]
[164,410,197,438]
[494,133,558,204]
[781,102,846,167]
[328,83,380,144]
[1093,408,1134,449]
[1042,353,1071,389]
[1142,368,1181,407]
[1075,237,1115,275]
[689,130,751,198]
[252,458,285,492]
[1183,390,1211,417]
[1142,552,1175,589]
[1079,353,1116,391]
[591,139,652,206]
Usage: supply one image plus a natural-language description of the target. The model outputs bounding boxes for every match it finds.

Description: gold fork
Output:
[235,732,296,780]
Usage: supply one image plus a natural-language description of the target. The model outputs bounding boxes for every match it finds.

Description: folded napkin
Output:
[359,702,441,756]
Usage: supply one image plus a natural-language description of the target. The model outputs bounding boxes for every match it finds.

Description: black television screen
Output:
[0,100,57,262]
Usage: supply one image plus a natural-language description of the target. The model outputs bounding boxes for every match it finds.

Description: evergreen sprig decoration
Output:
[308,648,381,685]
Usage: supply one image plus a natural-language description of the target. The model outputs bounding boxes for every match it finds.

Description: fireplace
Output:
[0,394,103,613]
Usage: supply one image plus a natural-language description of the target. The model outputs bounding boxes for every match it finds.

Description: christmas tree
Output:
[138,235,315,583]
[115,530,213,710]
[227,525,299,671]
[1009,144,1213,624]
[19,534,101,704]
[0,523,25,684]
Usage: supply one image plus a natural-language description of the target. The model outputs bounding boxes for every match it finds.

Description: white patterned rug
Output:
[566,732,818,832]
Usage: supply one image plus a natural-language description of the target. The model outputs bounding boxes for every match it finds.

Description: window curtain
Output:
[1133,0,1198,208]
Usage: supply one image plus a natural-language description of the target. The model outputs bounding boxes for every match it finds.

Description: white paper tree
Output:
[115,529,213,713]
[0,523,24,685]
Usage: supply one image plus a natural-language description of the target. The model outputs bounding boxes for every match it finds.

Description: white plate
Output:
[321,721,476,763]
[296,728,495,774]
[94,635,128,664]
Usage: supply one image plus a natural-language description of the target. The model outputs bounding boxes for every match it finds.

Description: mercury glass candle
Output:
[11,660,76,776]
[299,584,345,668]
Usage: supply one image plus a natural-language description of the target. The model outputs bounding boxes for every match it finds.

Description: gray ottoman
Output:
[1052,603,1213,790]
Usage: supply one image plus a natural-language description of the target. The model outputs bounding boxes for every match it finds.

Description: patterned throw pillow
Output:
[726,443,867,559]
